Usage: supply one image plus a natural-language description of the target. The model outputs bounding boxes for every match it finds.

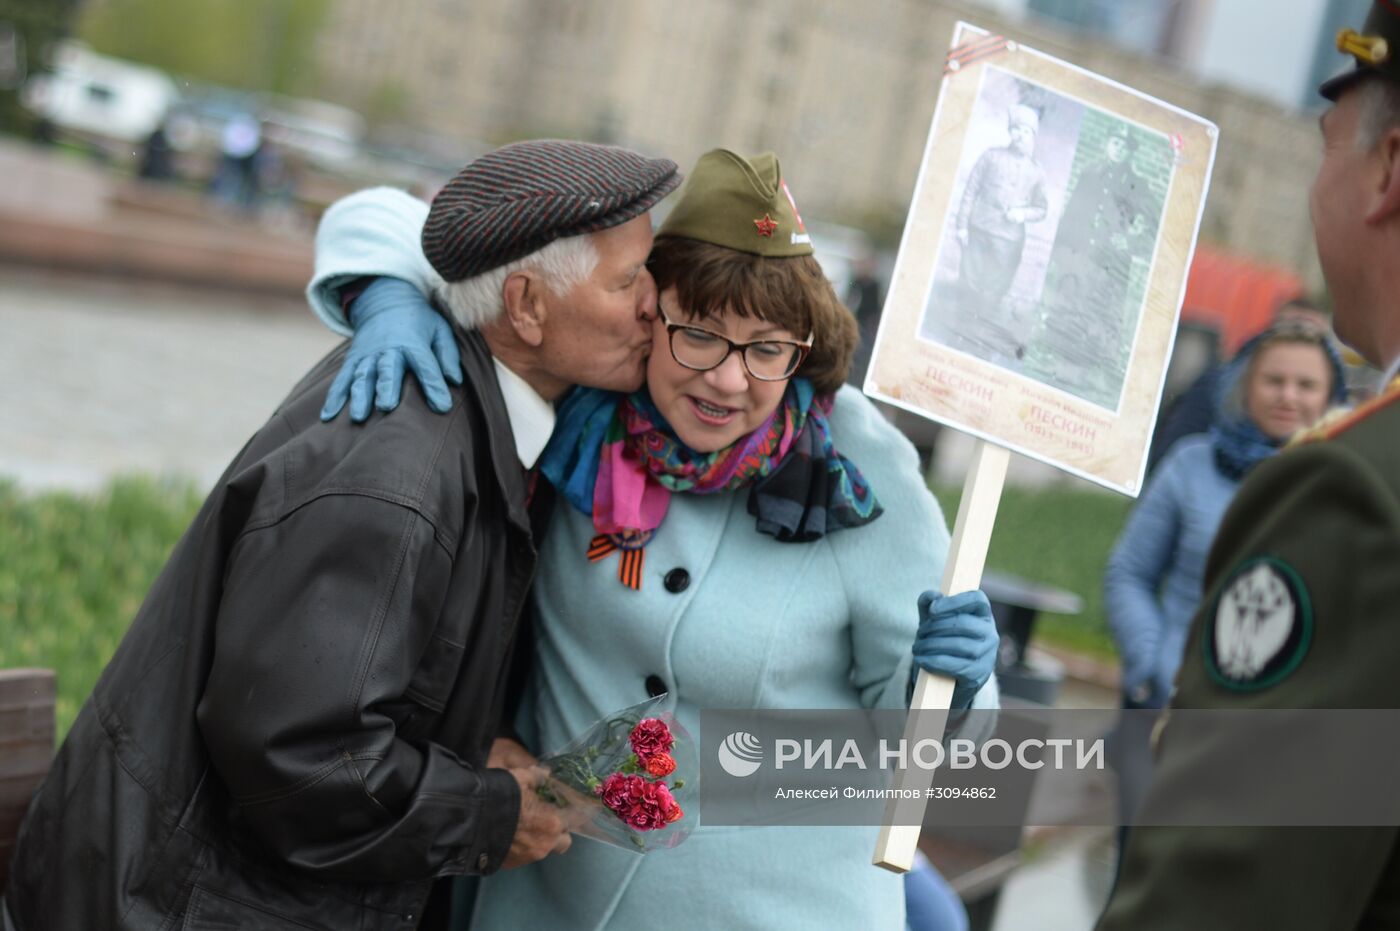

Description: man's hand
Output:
[1005,206,1026,224]
[957,227,970,245]
[502,766,572,869]
[488,737,536,770]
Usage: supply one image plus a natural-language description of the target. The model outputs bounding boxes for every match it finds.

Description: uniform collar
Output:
[491,358,556,468]
[1383,354,1400,389]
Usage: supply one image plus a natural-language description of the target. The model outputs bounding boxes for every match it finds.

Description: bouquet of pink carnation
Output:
[536,695,696,852]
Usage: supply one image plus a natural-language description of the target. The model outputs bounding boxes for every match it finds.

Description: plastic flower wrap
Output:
[536,695,696,852]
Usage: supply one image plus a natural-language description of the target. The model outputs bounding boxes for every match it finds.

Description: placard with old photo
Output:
[866,22,1217,494]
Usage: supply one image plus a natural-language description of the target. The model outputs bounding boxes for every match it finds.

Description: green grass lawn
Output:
[0,478,202,738]
[1,476,1132,740]
[932,481,1131,663]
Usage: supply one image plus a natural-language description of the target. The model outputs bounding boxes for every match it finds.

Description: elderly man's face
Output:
[537,214,658,392]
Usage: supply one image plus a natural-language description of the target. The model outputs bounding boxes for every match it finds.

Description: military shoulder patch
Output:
[1203,557,1313,692]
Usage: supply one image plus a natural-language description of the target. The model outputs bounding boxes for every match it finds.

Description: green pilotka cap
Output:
[655,149,814,257]
[1320,0,1400,100]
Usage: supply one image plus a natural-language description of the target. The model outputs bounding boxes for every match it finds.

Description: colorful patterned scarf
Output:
[539,379,881,589]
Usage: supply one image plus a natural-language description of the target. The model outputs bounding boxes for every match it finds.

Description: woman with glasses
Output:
[308,148,999,930]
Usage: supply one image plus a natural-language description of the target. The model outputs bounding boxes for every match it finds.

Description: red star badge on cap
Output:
[754,214,778,237]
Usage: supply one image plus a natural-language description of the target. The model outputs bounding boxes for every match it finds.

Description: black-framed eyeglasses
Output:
[657,304,813,382]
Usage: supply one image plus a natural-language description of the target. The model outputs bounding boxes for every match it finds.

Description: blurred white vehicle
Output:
[22,41,179,144]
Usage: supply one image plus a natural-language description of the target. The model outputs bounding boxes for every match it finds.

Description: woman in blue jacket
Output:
[308,148,999,929]
[1103,318,1344,865]
[1106,320,1345,709]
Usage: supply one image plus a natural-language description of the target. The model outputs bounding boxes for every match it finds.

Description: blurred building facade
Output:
[1018,0,1370,112]
[315,0,1340,291]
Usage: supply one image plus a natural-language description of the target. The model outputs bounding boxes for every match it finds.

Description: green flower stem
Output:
[541,714,644,795]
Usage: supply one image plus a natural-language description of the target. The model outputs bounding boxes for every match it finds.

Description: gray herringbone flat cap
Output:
[422,140,681,281]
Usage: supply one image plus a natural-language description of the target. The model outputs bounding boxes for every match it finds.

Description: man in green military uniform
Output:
[1039,123,1161,403]
[1098,2,1400,928]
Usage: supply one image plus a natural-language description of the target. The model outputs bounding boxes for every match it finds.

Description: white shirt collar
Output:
[491,358,555,468]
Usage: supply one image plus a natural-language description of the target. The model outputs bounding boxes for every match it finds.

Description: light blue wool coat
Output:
[305,186,439,336]
[310,188,999,930]
[469,386,997,931]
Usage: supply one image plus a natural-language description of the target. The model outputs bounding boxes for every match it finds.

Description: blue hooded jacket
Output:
[1104,329,1346,703]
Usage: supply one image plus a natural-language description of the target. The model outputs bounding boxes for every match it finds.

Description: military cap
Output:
[422,139,680,282]
[656,149,813,257]
[1320,0,1400,100]
[1106,121,1139,151]
[1008,104,1040,133]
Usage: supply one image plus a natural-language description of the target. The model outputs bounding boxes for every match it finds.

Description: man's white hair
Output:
[1355,76,1400,150]
[436,232,601,330]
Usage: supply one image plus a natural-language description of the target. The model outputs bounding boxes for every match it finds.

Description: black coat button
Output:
[645,674,667,698]
[664,568,690,593]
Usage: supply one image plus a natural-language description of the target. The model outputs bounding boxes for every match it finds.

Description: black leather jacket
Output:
[7,329,539,930]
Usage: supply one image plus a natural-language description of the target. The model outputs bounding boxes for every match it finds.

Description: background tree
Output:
[0,0,80,134]
[78,0,329,96]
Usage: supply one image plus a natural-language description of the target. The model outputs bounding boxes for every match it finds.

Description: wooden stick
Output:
[873,439,1010,873]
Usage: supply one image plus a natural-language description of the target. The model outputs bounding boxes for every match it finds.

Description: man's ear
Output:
[1366,125,1400,224]
[501,272,547,347]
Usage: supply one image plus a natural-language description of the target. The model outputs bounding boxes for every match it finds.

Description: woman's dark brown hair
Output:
[647,236,859,395]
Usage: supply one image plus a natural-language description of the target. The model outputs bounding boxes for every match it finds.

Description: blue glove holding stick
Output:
[910,589,999,710]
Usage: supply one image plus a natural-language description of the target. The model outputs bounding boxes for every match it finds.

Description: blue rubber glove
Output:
[320,277,464,422]
[910,589,999,710]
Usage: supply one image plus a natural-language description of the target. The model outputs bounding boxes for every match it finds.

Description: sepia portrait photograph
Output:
[867,22,1217,493]
[919,66,1174,412]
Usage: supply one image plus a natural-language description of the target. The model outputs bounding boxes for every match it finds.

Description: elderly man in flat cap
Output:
[2,140,679,931]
